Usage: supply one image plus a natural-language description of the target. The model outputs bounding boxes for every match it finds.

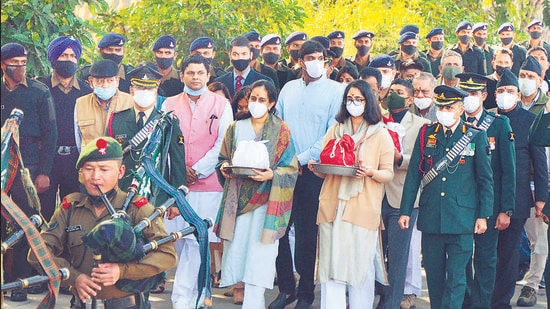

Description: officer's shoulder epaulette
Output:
[131,195,149,208]
[61,193,82,210]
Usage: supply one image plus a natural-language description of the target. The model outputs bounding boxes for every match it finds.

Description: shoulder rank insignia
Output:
[133,196,149,208]
[426,134,437,148]
[61,197,71,210]
[509,132,515,141]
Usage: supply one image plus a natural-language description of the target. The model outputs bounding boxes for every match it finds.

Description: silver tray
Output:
[226,166,266,177]
[311,163,358,177]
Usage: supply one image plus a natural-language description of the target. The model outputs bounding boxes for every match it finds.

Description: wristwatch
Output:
[504,210,514,217]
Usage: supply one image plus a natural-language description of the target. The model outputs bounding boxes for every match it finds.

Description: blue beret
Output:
[98,33,126,48]
[498,23,515,34]
[455,21,473,33]
[472,23,488,33]
[285,31,308,45]
[189,37,214,52]
[260,34,282,47]
[398,32,418,44]
[1,43,27,61]
[425,28,444,39]
[47,36,82,64]
[434,85,469,105]
[153,35,176,51]
[352,30,375,40]
[521,55,542,77]
[496,68,519,89]
[90,59,119,78]
[528,19,544,29]
[244,31,261,42]
[400,24,420,35]
[369,54,395,69]
[327,31,345,40]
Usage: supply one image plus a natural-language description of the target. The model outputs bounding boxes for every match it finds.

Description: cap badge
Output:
[169,42,174,47]
[96,138,108,155]
[118,40,124,46]
[207,42,213,48]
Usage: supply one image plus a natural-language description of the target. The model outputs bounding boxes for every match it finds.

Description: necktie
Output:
[236,75,243,93]
[467,117,476,124]
[445,129,452,140]
[137,111,145,130]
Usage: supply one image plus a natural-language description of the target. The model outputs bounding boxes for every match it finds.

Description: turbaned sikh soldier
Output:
[398,85,494,309]
[28,137,177,309]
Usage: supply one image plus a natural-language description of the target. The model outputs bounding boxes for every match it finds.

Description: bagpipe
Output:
[1,108,69,309]
[82,112,213,308]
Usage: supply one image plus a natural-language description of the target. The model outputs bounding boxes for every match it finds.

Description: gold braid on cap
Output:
[130,77,159,88]
[458,77,486,91]
[434,92,462,106]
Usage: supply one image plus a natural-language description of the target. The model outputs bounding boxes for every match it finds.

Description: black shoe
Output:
[10,289,27,302]
[28,283,46,294]
[294,299,312,309]
[268,293,297,309]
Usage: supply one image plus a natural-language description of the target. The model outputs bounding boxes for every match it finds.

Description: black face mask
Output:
[53,60,78,78]
[356,45,371,57]
[500,37,513,46]
[250,48,260,60]
[232,59,251,72]
[495,65,510,76]
[458,35,471,44]
[4,64,26,82]
[401,45,417,55]
[262,52,280,65]
[101,53,123,65]
[474,36,486,46]
[430,41,444,51]
[330,47,344,58]
[155,57,174,70]
[290,50,300,62]
[530,31,543,39]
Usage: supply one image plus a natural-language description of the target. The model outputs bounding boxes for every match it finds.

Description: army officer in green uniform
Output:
[456,73,516,309]
[29,137,177,308]
[106,64,186,206]
[398,85,494,309]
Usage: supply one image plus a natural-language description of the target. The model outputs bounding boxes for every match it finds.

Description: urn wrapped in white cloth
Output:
[232,140,270,169]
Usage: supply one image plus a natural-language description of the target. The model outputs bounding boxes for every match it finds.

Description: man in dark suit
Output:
[491,69,548,308]
[399,85,494,309]
[214,36,274,98]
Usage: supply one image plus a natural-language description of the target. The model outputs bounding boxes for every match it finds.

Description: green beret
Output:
[76,137,123,169]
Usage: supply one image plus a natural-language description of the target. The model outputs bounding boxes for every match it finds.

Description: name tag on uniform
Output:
[65,225,82,233]
[462,143,475,156]
[488,136,496,150]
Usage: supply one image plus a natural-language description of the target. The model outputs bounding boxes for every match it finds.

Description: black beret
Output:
[434,85,469,105]
[352,30,375,40]
[400,24,420,35]
[398,32,418,44]
[153,35,176,51]
[90,59,119,78]
[189,37,214,52]
[455,21,473,33]
[528,20,544,29]
[521,55,543,77]
[244,31,261,42]
[128,62,163,88]
[260,34,282,47]
[285,31,308,45]
[369,54,395,69]
[327,30,345,40]
[456,73,491,91]
[1,43,27,61]
[76,137,123,169]
[425,28,444,39]
[472,23,488,33]
[496,68,519,89]
[98,33,126,49]
[498,23,515,34]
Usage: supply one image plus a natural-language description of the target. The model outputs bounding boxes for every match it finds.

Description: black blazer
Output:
[214,69,274,98]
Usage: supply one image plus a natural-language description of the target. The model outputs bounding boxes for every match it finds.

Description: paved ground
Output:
[1,267,547,308]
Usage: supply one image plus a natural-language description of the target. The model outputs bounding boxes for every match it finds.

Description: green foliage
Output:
[1,0,108,77]
[91,0,306,68]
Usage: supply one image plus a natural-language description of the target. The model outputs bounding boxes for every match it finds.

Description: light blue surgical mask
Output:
[94,86,117,100]
[184,85,207,96]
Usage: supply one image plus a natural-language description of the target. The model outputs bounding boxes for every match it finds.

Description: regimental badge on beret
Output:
[207,42,213,48]
[97,138,108,155]
[170,41,174,48]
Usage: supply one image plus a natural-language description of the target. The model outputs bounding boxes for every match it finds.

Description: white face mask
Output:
[304,60,325,79]
[248,101,268,119]
[496,93,517,110]
[414,97,432,110]
[463,95,481,113]
[381,74,393,89]
[436,110,458,127]
[346,101,365,117]
[518,78,538,96]
[133,89,157,108]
